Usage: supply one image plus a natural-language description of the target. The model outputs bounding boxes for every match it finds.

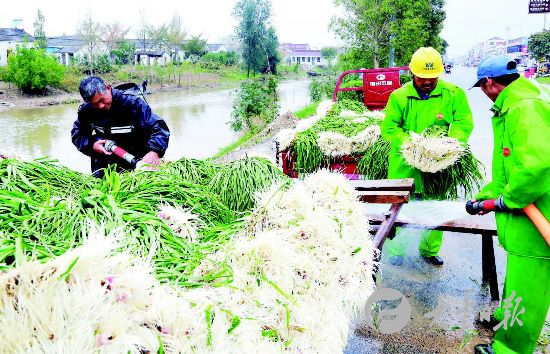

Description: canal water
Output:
[0,79,310,173]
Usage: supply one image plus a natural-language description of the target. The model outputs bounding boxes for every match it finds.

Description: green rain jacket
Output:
[476,77,550,259]
[381,80,474,193]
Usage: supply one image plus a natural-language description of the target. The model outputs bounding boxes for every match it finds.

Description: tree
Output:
[111,40,136,64]
[6,43,64,93]
[529,30,550,61]
[104,22,130,54]
[233,0,278,77]
[33,9,47,49]
[391,0,446,65]
[331,0,393,68]
[136,10,150,51]
[183,35,207,59]
[166,14,187,62]
[77,13,104,75]
[148,23,170,51]
[260,26,279,74]
[331,0,447,68]
[321,47,338,66]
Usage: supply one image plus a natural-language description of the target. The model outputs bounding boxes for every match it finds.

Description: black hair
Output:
[79,76,107,102]
[492,73,520,86]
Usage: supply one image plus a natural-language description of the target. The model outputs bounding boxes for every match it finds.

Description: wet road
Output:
[345,68,550,354]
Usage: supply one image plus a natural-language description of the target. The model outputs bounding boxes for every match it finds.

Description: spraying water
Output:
[363,200,471,229]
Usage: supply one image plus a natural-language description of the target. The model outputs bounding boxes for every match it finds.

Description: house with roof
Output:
[280,43,326,69]
[47,35,89,66]
[0,28,34,66]
[1,27,238,67]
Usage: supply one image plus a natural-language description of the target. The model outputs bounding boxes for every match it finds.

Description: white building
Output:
[0,28,33,66]
[280,43,327,69]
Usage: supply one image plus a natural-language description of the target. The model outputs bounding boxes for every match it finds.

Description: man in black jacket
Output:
[72,76,170,177]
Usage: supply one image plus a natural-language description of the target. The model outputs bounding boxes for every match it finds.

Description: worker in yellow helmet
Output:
[381,47,474,266]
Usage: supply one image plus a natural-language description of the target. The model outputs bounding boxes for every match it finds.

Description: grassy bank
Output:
[213,101,320,159]
[0,60,306,95]
[59,63,251,93]
[60,63,306,93]
[294,101,320,119]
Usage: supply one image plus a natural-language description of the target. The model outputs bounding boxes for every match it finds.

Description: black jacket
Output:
[71,88,170,174]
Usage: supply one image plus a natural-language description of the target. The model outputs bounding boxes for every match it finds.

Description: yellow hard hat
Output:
[409,47,444,78]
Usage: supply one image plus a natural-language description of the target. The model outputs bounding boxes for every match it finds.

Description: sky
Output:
[1,0,548,57]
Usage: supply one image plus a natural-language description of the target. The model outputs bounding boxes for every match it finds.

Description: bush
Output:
[337,48,374,73]
[309,77,334,102]
[60,66,83,92]
[230,76,279,132]
[201,51,238,66]
[338,79,363,102]
[198,60,222,71]
[0,66,8,81]
[111,41,136,65]
[277,63,300,75]
[74,53,113,74]
[400,73,412,84]
[5,45,64,93]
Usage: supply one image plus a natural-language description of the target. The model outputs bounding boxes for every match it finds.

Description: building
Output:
[47,35,88,66]
[0,27,237,67]
[466,36,532,66]
[135,49,171,66]
[506,37,530,64]
[280,43,327,69]
[0,28,34,66]
[484,37,507,56]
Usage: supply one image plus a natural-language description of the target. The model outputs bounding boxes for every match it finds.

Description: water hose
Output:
[466,197,550,248]
[523,203,550,248]
[104,140,141,168]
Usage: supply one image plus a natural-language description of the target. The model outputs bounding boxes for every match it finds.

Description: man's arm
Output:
[71,117,95,157]
[133,99,170,160]
[448,88,474,144]
[502,103,550,208]
[381,93,408,147]
[143,112,170,156]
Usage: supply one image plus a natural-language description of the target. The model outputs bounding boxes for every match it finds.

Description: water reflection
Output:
[0,80,311,173]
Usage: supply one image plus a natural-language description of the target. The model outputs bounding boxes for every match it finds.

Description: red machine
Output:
[280,67,409,178]
[332,67,409,110]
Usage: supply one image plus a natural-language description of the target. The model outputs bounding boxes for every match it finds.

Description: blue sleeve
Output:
[134,98,170,157]
[71,109,95,156]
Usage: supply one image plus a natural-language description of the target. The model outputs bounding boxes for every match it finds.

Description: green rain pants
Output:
[492,253,550,354]
[386,227,443,258]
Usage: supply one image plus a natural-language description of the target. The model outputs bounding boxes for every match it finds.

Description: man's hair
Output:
[491,73,520,86]
[79,76,107,102]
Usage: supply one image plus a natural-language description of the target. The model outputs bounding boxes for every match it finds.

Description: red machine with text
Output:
[279,67,409,178]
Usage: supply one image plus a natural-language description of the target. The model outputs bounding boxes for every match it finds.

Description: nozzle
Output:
[102,140,140,167]
[465,196,508,215]
[104,140,116,153]
[465,200,484,215]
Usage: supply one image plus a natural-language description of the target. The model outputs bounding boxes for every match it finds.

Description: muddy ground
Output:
[0,75,227,111]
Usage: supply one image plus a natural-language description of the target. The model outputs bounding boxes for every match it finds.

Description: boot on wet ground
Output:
[422,255,444,266]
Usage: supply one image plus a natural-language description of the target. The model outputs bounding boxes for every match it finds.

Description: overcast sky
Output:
[1,0,547,57]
